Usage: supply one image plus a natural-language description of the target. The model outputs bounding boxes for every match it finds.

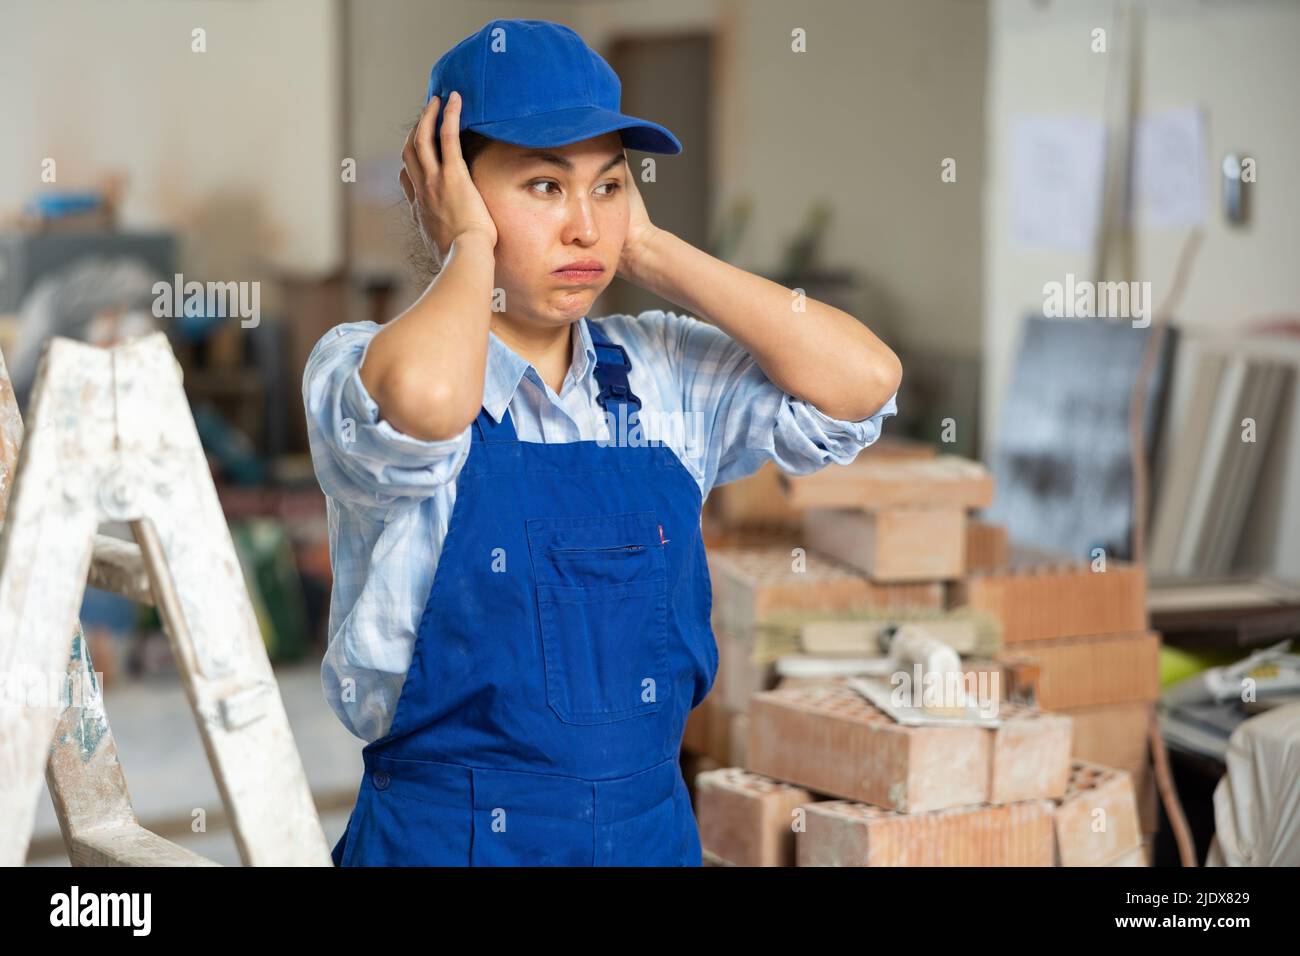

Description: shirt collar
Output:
[482,316,599,424]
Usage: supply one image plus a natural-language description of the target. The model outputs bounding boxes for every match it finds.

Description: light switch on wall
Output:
[1221,151,1253,226]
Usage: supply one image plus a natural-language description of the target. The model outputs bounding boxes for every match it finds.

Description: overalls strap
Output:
[471,405,519,443]
[587,320,643,424]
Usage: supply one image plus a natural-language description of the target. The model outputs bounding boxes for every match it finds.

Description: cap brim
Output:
[465,105,682,155]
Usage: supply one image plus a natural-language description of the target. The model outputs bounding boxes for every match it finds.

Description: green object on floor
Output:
[230,517,311,663]
[1160,644,1245,688]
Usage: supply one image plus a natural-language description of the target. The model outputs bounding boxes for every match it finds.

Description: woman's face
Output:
[470,132,628,328]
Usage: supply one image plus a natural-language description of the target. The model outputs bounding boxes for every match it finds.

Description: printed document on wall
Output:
[1011,114,1107,253]
[1134,108,1207,229]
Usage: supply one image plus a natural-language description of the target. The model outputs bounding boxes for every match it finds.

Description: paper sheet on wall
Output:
[1010,114,1107,252]
[1134,108,1207,228]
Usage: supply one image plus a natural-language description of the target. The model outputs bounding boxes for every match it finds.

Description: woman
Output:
[304,18,901,866]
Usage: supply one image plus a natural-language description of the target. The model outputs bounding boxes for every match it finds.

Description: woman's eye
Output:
[528,181,621,197]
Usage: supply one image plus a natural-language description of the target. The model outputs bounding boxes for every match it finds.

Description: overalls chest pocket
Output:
[526,510,669,725]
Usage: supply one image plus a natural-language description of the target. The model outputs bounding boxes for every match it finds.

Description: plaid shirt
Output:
[303,310,899,741]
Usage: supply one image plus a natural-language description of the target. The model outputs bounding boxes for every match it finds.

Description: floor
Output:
[25,659,361,866]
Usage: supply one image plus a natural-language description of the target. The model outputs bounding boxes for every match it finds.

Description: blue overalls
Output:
[331,320,718,866]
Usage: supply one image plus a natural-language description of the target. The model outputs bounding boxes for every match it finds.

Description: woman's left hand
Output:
[617,167,660,283]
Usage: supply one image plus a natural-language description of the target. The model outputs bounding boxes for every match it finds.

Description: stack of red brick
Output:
[696,754,1146,867]
[952,557,1158,836]
[686,440,1157,865]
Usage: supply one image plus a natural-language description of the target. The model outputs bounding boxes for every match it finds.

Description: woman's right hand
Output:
[399,90,498,265]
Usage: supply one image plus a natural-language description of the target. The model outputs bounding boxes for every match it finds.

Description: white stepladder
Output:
[0,332,331,866]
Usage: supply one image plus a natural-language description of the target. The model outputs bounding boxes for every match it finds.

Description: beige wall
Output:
[983,0,1300,453]
[346,0,987,358]
[0,0,342,309]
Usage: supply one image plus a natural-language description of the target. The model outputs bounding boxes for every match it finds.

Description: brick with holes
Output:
[707,545,945,639]
[949,560,1147,645]
[706,546,943,714]
[695,768,816,867]
[749,683,1071,812]
[803,505,968,582]
[989,705,1073,803]
[779,455,994,511]
[997,631,1162,709]
[1052,761,1143,867]
[797,798,1056,866]
[1062,701,1157,834]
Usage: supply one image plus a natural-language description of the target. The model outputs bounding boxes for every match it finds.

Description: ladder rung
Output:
[89,534,155,605]
[69,823,220,867]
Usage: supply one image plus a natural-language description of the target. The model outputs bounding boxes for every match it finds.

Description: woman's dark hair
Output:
[404,118,495,284]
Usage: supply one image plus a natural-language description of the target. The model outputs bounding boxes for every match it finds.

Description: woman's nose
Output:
[561,197,599,244]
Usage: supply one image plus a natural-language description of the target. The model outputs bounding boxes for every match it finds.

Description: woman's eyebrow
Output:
[517,150,626,175]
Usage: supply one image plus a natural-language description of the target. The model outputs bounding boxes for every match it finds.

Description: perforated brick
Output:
[1052,761,1143,867]
[749,684,1071,811]
[748,683,989,812]
[966,520,1008,574]
[998,631,1161,709]
[695,768,815,867]
[950,561,1147,644]
[709,546,946,636]
[797,797,1055,866]
[1062,702,1157,834]
[803,505,967,582]
[780,455,994,511]
[989,704,1073,803]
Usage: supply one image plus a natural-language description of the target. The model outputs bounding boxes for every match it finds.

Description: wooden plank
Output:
[70,825,221,867]
[0,340,105,867]
[111,334,330,865]
[88,534,155,604]
[1,346,163,865]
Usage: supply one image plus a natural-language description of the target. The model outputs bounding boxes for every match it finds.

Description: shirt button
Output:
[372,770,390,790]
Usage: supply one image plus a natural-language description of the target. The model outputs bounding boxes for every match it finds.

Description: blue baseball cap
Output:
[425,19,682,155]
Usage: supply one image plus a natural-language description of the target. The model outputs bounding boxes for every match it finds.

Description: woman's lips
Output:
[551,267,605,283]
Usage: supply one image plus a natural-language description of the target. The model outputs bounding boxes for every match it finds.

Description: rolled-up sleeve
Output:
[653,310,898,495]
[302,322,471,513]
